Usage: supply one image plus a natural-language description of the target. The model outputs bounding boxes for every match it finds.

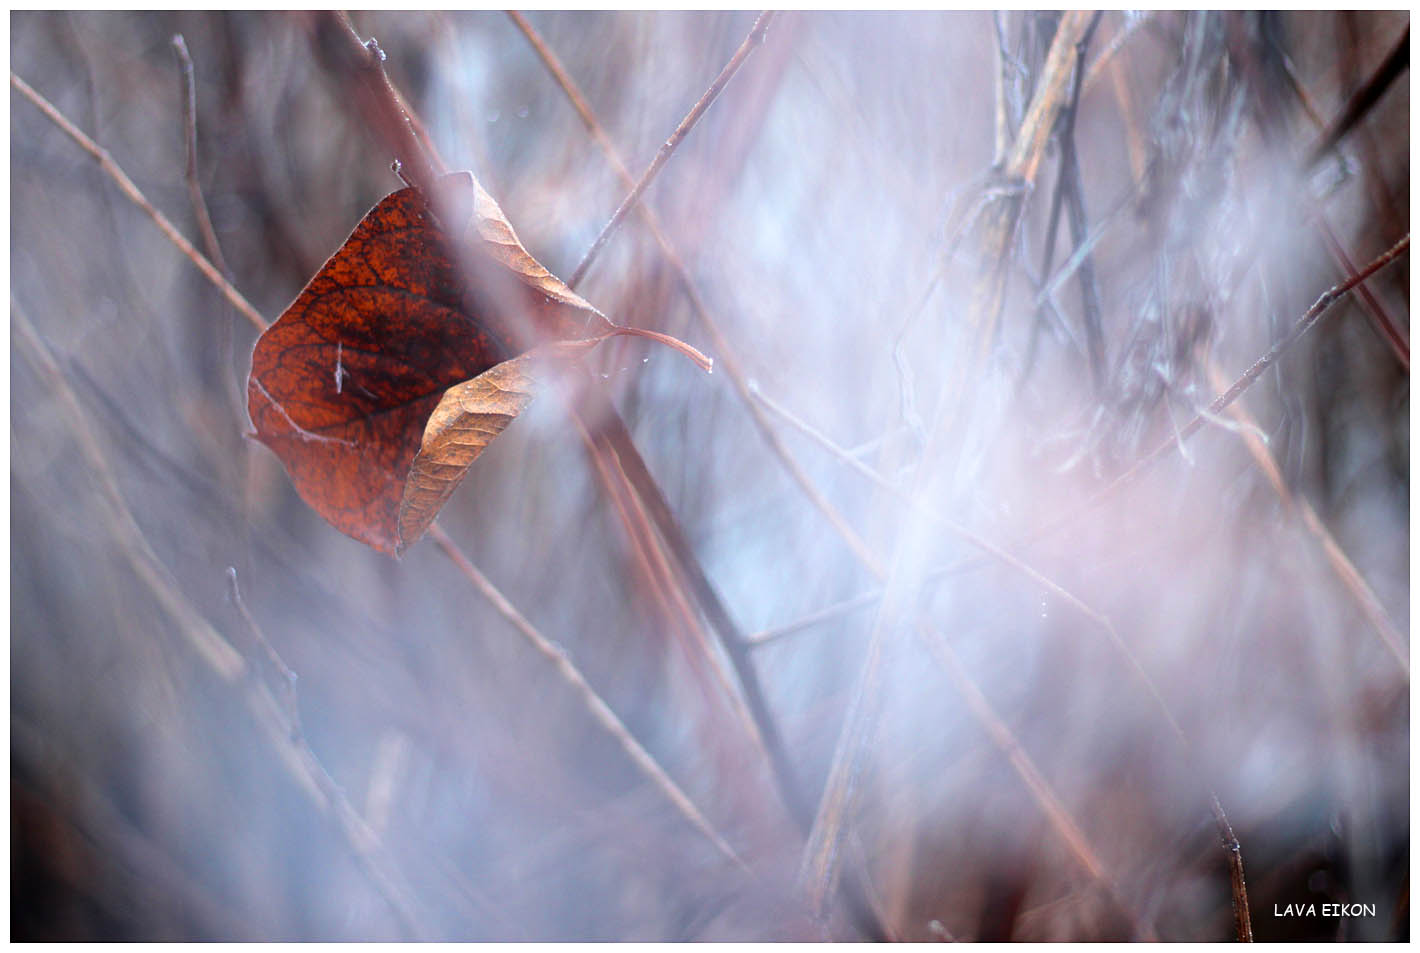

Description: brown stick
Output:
[170,34,229,276]
[566,11,776,287]
[14,302,431,940]
[1206,361,1408,676]
[427,523,747,872]
[11,71,267,332]
[1102,234,1409,504]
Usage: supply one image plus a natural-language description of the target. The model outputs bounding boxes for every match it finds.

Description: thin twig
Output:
[1304,24,1409,169]
[511,17,890,937]
[170,34,229,276]
[11,71,267,333]
[800,11,1097,918]
[13,301,429,940]
[427,523,748,873]
[305,12,764,876]
[1210,795,1253,942]
[566,11,776,287]
[1095,234,1409,510]
[1315,217,1408,369]
[1205,361,1409,676]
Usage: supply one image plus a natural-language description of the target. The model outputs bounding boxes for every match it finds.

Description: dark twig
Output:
[308,13,442,197]
[567,11,776,287]
[1099,234,1409,505]
[1060,13,1107,391]
[1316,215,1409,370]
[1211,795,1253,942]
[1304,25,1409,169]
[170,35,229,276]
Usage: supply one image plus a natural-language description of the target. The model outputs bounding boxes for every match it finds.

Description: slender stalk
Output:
[428,524,747,873]
[170,34,229,276]
[11,71,267,332]
[566,11,776,288]
[14,302,430,940]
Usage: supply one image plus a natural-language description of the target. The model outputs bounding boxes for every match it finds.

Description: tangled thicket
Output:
[11,11,1408,941]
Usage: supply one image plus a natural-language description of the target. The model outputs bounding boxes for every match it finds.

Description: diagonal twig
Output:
[798,11,1097,920]
[1205,361,1408,676]
[1092,234,1409,512]
[14,301,430,939]
[427,523,748,872]
[565,11,776,288]
[1304,24,1409,169]
[11,71,267,333]
[20,47,750,882]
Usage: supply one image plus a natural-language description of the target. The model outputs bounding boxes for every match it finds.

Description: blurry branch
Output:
[1303,25,1409,170]
[914,624,1154,939]
[169,35,229,277]
[991,13,1013,166]
[1276,52,1410,369]
[516,10,1161,934]
[800,10,1096,921]
[566,10,775,287]
[1060,15,1106,390]
[970,10,1095,357]
[1315,219,1408,369]
[511,12,895,938]
[427,524,748,873]
[10,72,267,333]
[1204,362,1409,677]
[12,302,430,940]
[1081,12,1151,93]
[1031,13,1105,391]
[305,11,757,876]
[1096,234,1410,508]
[18,38,748,891]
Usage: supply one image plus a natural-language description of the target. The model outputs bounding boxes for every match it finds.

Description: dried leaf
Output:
[397,342,592,549]
[247,172,610,555]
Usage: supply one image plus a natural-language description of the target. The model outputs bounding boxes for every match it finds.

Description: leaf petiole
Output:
[607,325,713,374]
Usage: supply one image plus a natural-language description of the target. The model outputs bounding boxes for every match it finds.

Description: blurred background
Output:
[10,10,1409,941]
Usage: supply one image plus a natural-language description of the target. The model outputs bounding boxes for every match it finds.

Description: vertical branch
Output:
[798,10,1095,918]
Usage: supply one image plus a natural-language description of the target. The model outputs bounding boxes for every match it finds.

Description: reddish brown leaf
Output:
[247,171,610,555]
